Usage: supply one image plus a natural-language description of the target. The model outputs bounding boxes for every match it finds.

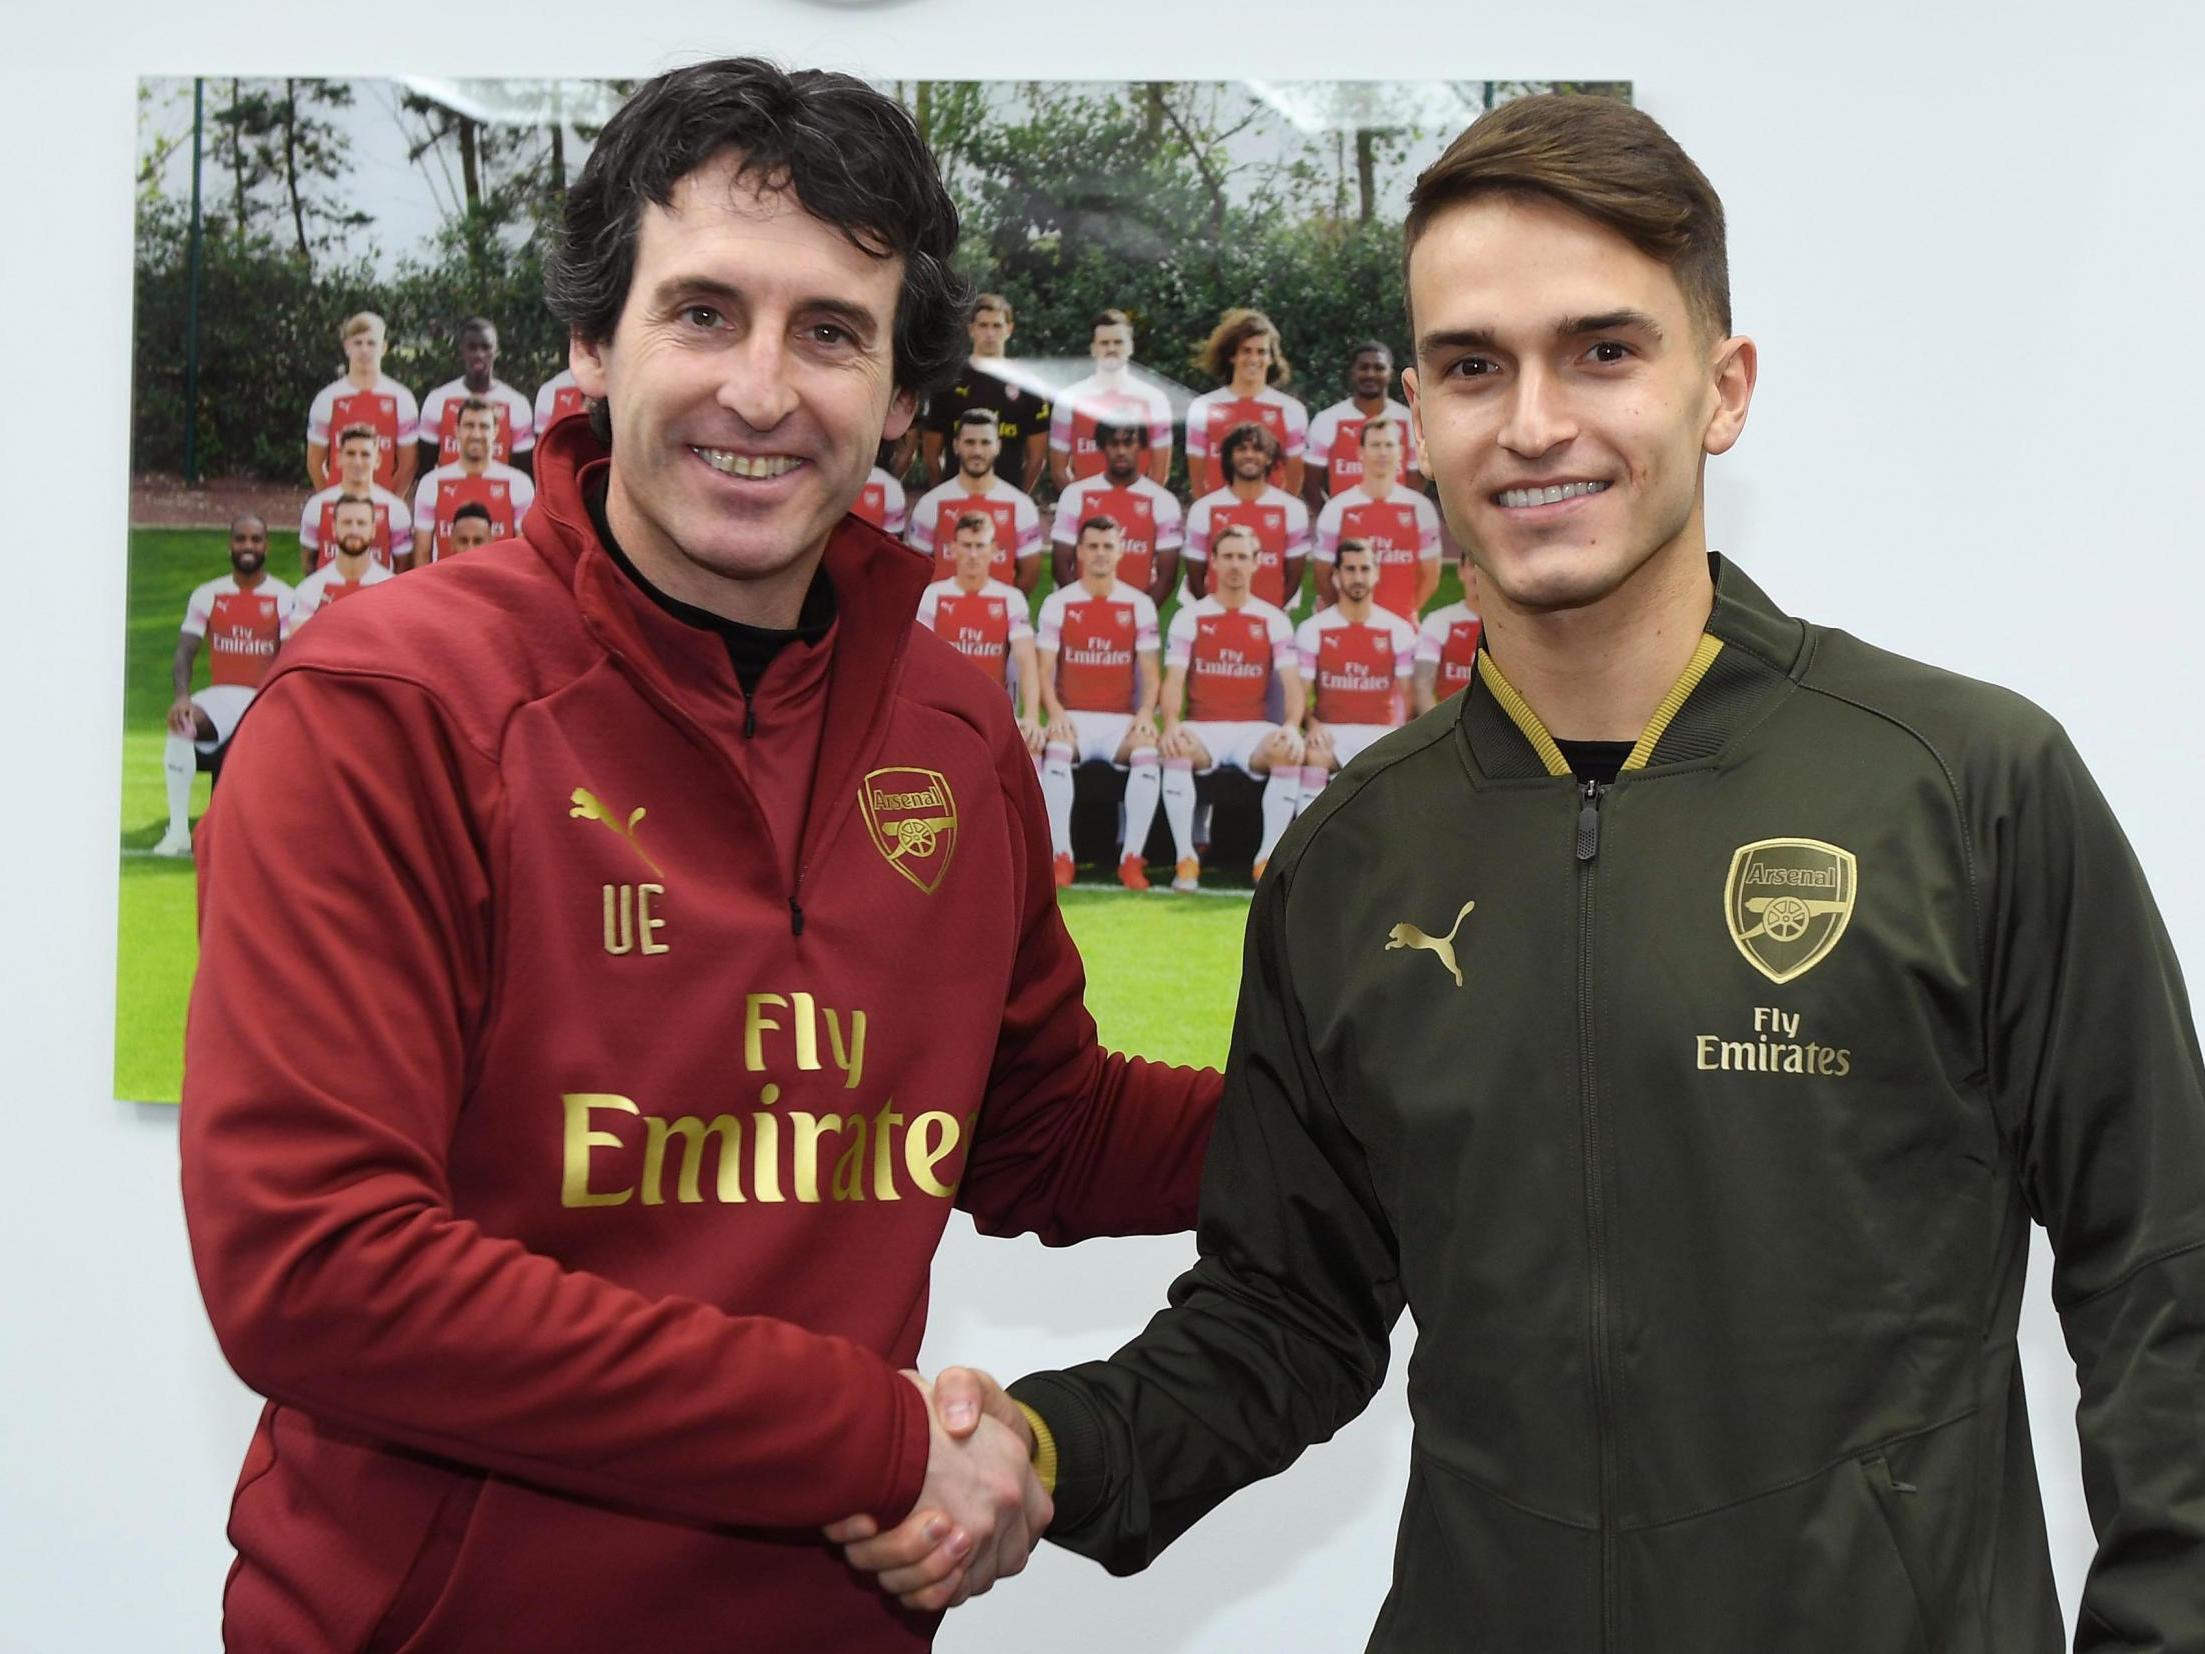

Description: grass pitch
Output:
[112,523,1251,1099]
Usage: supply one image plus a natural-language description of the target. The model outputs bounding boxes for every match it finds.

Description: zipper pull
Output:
[788,895,805,937]
[742,695,757,740]
[1576,778,1603,862]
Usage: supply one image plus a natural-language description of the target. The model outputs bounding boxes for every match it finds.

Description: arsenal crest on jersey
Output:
[1724,837,1857,984]
[860,767,959,894]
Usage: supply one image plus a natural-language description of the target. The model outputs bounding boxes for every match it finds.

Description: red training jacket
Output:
[180,417,1219,1652]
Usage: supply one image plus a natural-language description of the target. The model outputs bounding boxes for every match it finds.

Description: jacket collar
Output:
[1459,554,1808,783]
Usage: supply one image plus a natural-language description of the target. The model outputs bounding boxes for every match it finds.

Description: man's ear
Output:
[569,329,609,400]
[882,385,920,443]
[1703,335,1757,458]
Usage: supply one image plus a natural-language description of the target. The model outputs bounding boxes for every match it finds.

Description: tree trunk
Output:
[283,79,312,273]
[458,116,482,213]
[227,80,248,242]
[549,121,566,195]
[1356,127,1377,225]
[915,81,932,148]
[1143,83,1167,146]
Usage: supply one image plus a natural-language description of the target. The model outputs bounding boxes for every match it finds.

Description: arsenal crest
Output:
[1724,838,1856,984]
[860,767,959,893]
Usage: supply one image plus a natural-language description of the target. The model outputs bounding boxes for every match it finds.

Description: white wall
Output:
[8,2,2203,1647]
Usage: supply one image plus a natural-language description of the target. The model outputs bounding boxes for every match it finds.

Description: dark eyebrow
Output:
[1416,326,1498,359]
[1559,309,1664,341]
[648,276,884,346]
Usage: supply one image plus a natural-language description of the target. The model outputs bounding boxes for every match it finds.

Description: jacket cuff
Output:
[1008,1371,1108,1530]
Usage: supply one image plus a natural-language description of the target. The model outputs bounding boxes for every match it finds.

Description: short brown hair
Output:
[953,510,995,539]
[336,423,378,449]
[1199,307,1290,386]
[1405,94,1729,339]
[972,292,1013,323]
[1090,308,1132,334]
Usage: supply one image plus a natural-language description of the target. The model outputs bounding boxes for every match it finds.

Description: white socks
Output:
[1295,763,1329,815]
[1122,749,1162,862]
[163,735,197,837]
[1040,742,1075,857]
[1257,770,1300,865]
[1162,757,1198,862]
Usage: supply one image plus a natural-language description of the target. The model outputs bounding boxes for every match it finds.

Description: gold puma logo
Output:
[1385,900,1477,988]
[570,787,662,875]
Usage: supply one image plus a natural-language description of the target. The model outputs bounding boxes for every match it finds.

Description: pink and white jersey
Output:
[1167,595,1294,724]
[287,560,395,635]
[1048,374,1174,482]
[851,468,908,537]
[1314,483,1444,620]
[1417,601,1484,702]
[905,476,1042,582]
[534,369,587,435]
[1050,474,1184,590]
[1297,605,1417,727]
[1183,385,1310,496]
[307,374,421,491]
[1036,581,1159,714]
[299,483,412,570]
[1183,486,1311,610]
[1305,397,1419,496]
[411,463,536,562]
[915,577,1031,688]
[418,377,536,466]
[182,573,295,689]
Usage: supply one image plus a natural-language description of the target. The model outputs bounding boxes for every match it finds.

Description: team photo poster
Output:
[118,74,1629,1102]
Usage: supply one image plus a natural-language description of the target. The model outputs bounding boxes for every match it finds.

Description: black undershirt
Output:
[1555,739,1635,787]
[587,481,835,697]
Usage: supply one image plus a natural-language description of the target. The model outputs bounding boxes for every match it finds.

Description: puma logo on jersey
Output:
[1386,900,1476,988]
[570,787,662,875]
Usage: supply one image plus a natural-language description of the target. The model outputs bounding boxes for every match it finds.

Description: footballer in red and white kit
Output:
[534,366,587,435]
[154,515,294,856]
[1295,539,1417,806]
[1415,551,1483,713]
[1313,416,1442,618]
[1184,308,1307,496]
[299,423,412,572]
[305,311,420,496]
[418,318,536,470]
[916,511,1045,735]
[287,496,395,635]
[852,465,908,537]
[1304,341,1422,503]
[1035,517,1166,889]
[1048,308,1174,489]
[1184,420,1311,610]
[905,410,1041,590]
[1050,420,1183,604]
[1160,525,1305,889]
[410,399,536,566]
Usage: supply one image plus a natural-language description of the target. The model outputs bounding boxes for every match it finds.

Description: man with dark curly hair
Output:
[180,57,1217,1653]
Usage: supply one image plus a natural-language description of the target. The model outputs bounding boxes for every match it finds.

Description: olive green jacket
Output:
[1015,558,2205,1652]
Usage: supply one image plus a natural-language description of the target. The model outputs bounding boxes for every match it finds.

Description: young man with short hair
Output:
[182,58,1217,1653]
[916,509,1044,746]
[1303,338,1422,507]
[920,293,1052,494]
[444,499,497,555]
[417,315,537,474]
[906,409,1043,593]
[1049,418,1183,606]
[286,494,394,633]
[1048,308,1174,490]
[1158,524,1303,890]
[304,311,419,496]
[408,396,536,567]
[1182,421,1311,609]
[1413,544,1482,713]
[847,92,2205,1649]
[1035,515,1166,890]
[1293,536,1416,810]
[153,515,292,858]
[1311,414,1443,615]
[298,422,412,573]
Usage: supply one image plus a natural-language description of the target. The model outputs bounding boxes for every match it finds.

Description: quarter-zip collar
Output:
[523,415,934,920]
[1459,554,1806,783]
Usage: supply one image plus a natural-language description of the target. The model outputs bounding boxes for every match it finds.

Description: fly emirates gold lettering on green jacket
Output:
[1014,558,2205,1653]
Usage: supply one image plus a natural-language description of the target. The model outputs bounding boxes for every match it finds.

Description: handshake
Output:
[825,1367,1051,1614]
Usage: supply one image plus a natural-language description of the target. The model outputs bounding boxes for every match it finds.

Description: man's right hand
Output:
[167,694,200,738]
[824,1371,1050,1613]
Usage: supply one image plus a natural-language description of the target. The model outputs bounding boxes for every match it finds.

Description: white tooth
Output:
[1543,485,1564,503]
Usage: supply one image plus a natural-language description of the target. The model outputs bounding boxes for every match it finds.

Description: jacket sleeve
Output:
[181,667,931,1532]
[1985,723,2205,1649]
[1006,865,1405,1570]
[953,720,1220,1243]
